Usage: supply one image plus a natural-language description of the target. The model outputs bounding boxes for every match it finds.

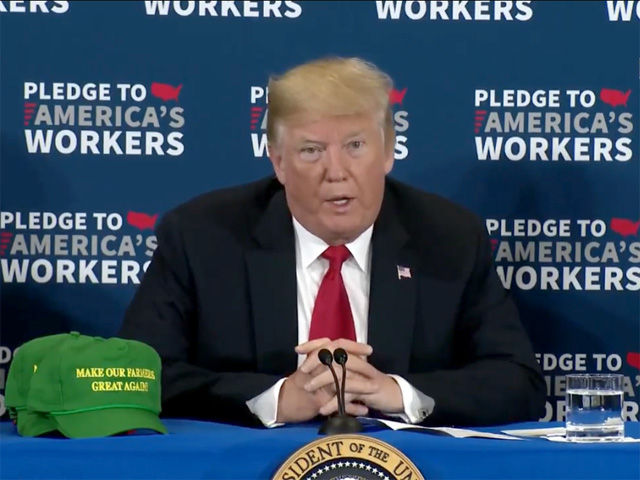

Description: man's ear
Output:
[267,142,286,184]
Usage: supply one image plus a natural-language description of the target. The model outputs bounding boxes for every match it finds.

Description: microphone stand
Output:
[317,348,363,435]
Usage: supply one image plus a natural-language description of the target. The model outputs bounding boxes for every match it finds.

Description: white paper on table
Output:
[501,427,566,437]
[362,417,524,440]
[501,427,640,443]
[545,436,640,443]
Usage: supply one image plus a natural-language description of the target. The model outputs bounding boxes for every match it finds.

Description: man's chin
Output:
[319,222,368,245]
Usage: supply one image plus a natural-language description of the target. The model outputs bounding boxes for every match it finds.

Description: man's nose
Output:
[324,146,348,181]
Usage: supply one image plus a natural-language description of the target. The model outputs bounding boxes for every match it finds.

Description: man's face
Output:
[268,112,394,245]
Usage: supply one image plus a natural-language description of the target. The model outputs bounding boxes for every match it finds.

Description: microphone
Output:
[318,348,345,416]
[317,348,363,436]
[333,348,348,419]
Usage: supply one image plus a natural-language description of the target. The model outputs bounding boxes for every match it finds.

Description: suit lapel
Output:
[246,189,299,375]
[367,189,417,375]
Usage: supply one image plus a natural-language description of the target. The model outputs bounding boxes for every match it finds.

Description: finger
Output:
[345,402,368,417]
[333,339,373,357]
[319,396,340,416]
[342,377,379,395]
[340,354,380,378]
[319,394,368,417]
[299,341,372,374]
[299,347,331,374]
[299,342,347,373]
[305,367,364,392]
[308,363,331,378]
[295,337,331,355]
[304,369,337,393]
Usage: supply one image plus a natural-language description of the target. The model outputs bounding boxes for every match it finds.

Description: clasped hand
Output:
[276,337,404,424]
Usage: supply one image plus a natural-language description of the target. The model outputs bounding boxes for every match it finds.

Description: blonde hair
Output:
[266,57,395,152]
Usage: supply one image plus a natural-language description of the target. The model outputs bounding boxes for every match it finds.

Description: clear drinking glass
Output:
[565,373,624,442]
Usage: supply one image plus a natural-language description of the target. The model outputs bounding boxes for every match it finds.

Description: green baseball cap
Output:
[26,332,168,438]
[5,333,74,437]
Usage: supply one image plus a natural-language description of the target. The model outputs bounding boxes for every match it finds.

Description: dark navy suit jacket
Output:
[118,175,546,427]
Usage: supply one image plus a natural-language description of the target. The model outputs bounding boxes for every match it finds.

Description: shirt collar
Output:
[292,216,373,273]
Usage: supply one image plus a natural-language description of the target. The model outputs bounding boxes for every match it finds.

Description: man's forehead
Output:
[286,115,378,141]
[295,129,368,142]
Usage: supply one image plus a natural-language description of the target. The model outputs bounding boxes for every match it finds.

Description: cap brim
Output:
[16,410,58,437]
[52,408,168,439]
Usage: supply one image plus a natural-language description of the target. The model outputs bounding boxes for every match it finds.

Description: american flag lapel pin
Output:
[397,265,411,279]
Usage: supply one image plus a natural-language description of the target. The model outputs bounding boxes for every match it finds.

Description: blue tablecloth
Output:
[1,419,638,479]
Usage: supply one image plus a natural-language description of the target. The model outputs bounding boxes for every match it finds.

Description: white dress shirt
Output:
[245,216,434,427]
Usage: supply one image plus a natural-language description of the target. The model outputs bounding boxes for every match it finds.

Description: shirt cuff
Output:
[245,378,287,428]
[387,374,434,424]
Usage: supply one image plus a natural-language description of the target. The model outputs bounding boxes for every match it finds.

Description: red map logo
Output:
[610,218,640,237]
[150,82,182,102]
[389,87,407,106]
[127,211,158,230]
[600,88,631,107]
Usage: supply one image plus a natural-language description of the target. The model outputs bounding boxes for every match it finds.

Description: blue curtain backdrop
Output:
[1,0,639,422]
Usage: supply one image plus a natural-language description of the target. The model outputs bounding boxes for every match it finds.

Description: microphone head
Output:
[333,348,348,366]
[318,348,333,366]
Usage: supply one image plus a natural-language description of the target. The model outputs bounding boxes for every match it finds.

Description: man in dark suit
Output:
[118,57,546,428]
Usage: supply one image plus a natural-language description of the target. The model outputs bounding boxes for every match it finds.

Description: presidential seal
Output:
[272,434,424,480]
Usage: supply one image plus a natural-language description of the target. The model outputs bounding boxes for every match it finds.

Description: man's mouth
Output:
[327,196,353,206]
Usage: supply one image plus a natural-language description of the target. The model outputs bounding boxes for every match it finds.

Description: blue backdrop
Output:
[1,0,639,423]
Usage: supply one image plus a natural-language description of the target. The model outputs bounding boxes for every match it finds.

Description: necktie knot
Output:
[321,245,351,269]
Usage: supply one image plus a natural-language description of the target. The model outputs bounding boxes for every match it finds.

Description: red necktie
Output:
[308,245,356,341]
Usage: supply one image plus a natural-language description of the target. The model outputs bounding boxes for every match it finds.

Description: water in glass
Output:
[565,374,624,442]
